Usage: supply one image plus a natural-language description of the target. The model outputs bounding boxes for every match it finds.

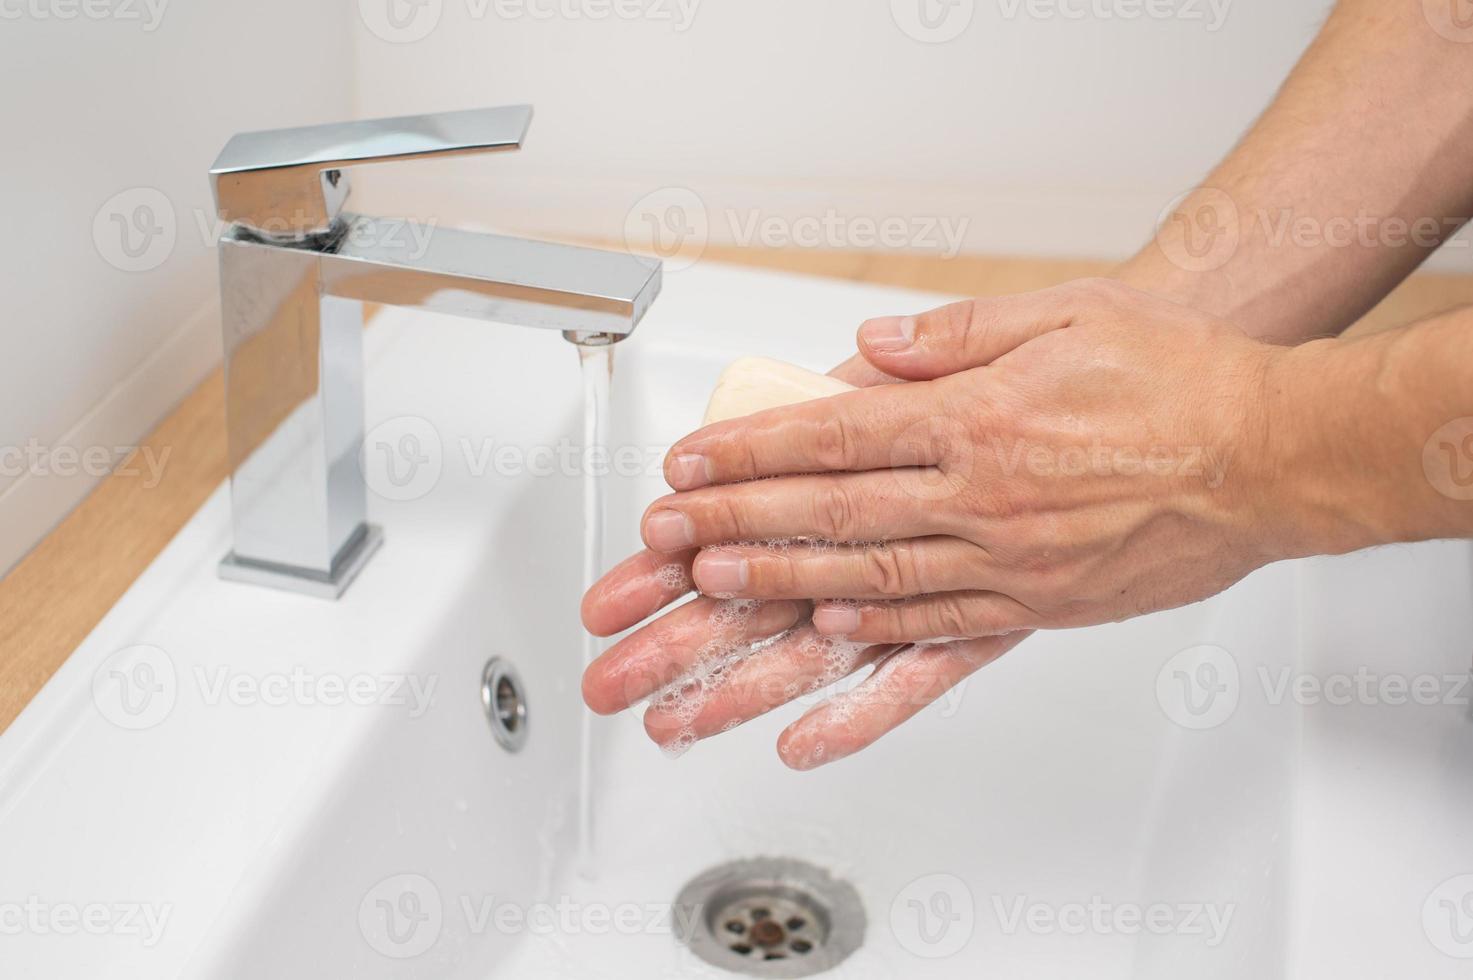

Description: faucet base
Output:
[218,524,385,600]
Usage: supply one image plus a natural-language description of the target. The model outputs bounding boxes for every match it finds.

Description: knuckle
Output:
[931,597,975,640]
[1056,277,1121,321]
[1071,276,1120,302]
[766,554,804,595]
[811,415,856,471]
[924,298,978,343]
[713,494,749,542]
[813,481,858,541]
[859,545,917,597]
[971,480,1032,523]
[959,299,991,355]
[737,436,761,482]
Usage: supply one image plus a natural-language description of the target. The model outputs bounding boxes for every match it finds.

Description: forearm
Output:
[1118,0,1473,344]
[1264,306,1473,558]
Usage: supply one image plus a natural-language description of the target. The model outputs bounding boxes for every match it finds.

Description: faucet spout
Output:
[322,215,660,336]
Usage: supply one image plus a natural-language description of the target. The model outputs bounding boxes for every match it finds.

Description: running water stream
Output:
[574,337,615,879]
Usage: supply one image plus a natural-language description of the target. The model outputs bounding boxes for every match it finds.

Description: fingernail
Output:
[695,551,749,595]
[812,605,860,636]
[644,510,694,551]
[860,316,916,353]
[667,453,711,490]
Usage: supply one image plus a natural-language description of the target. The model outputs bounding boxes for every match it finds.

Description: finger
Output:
[581,596,806,714]
[855,279,1118,380]
[690,537,1005,601]
[812,591,1038,642]
[777,632,1031,770]
[642,628,895,755]
[662,380,952,490]
[827,352,902,388]
[641,471,957,554]
[581,549,697,637]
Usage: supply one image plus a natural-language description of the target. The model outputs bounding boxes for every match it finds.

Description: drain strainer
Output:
[675,857,865,978]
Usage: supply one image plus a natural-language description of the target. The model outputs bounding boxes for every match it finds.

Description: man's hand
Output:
[633,280,1286,641]
[581,280,1295,768]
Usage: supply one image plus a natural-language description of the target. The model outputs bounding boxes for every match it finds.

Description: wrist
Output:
[1253,337,1403,559]
[1112,251,1239,325]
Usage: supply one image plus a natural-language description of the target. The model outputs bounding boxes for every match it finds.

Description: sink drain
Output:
[675,857,865,978]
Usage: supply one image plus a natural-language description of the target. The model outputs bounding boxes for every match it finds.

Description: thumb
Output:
[856,279,1097,380]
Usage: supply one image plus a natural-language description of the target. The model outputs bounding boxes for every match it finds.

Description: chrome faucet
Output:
[209,106,661,598]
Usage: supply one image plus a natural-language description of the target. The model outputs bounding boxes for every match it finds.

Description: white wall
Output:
[348,0,1339,259]
[0,2,355,573]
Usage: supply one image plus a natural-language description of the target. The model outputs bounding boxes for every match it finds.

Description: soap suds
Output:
[654,562,691,592]
[649,598,761,757]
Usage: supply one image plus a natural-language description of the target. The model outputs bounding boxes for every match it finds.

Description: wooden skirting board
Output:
[3,247,1472,732]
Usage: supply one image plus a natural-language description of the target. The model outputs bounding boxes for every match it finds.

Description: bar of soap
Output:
[703,357,856,425]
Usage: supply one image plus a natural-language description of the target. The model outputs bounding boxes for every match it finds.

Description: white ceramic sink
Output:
[2,264,1472,979]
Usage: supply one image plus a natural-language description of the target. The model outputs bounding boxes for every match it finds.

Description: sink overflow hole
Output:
[481,658,528,753]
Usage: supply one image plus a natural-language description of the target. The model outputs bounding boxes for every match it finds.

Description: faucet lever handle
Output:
[209,105,533,240]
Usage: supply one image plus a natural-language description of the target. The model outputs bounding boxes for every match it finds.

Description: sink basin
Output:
[2,263,1471,979]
